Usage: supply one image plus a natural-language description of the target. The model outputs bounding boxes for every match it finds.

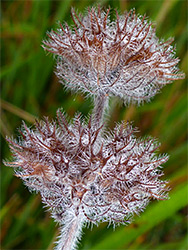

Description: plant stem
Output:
[92,94,108,127]
[56,213,84,250]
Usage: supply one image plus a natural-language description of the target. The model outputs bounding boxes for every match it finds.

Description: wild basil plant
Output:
[5,7,184,250]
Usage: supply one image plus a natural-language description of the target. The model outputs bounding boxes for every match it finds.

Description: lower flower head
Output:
[5,110,169,225]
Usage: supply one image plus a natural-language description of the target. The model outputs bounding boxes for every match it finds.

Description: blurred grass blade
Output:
[1,99,37,123]
[0,113,12,137]
[155,0,178,26]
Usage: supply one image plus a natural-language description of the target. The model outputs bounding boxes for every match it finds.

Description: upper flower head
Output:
[5,110,169,225]
[43,7,184,104]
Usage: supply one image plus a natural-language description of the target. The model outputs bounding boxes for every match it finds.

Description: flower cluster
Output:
[43,7,184,104]
[5,110,168,225]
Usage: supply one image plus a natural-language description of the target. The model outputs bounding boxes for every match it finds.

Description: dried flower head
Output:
[5,110,168,227]
[43,7,184,104]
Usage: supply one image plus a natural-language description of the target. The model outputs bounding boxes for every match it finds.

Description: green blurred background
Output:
[1,0,187,249]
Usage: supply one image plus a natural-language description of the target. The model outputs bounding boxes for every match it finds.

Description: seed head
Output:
[5,110,169,225]
[43,7,184,104]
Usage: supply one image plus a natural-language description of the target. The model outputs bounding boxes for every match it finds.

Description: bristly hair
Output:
[43,7,184,104]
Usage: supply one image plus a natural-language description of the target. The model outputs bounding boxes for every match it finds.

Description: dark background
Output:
[1,0,187,249]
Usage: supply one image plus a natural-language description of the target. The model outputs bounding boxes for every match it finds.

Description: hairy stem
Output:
[56,213,84,250]
[92,94,108,127]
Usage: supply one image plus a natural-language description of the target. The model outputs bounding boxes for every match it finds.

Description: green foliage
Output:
[1,0,187,249]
